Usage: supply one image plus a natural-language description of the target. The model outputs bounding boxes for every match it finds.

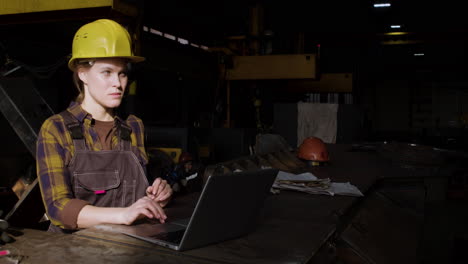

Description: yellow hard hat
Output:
[68,19,145,70]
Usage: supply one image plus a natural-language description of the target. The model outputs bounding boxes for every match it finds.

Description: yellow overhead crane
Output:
[0,0,142,60]
[0,0,137,17]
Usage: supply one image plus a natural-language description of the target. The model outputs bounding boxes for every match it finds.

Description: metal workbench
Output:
[0,144,391,264]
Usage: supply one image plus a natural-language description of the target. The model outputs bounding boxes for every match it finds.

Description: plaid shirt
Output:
[36,102,148,230]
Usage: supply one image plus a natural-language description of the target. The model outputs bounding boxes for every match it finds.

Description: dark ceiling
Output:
[143,0,468,43]
[1,0,468,78]
[140,0,468,77]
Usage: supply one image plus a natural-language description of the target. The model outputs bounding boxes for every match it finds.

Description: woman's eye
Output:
[120,72,128,78]
[102,70,111,75]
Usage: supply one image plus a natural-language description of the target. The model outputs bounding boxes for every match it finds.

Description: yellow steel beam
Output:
[287,73,353,93]
[227,54,317,80]
[0,0,113,15]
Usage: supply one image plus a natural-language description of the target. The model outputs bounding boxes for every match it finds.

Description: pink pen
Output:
[94,190,106,194]
[0,250,10,256]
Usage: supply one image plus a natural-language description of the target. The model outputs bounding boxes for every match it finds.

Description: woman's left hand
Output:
[146,178,172,207]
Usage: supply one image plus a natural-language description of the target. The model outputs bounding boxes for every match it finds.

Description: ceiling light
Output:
[164,33,176,41]
[178,38,189,45]
[374,3,391,8]
[150,28,163,36]
[414,53,425,56]
[390,25,401,29]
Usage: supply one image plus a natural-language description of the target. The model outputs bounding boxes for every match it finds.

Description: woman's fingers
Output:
[127,197,167,224]
[143,198,166,221]
[154,179,169,196]
[152,178,162,195]
[156,185,172,202]
[148,178,172,204]
[146,186,154,198]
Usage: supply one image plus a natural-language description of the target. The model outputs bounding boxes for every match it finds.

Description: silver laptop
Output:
[122,168,279,251]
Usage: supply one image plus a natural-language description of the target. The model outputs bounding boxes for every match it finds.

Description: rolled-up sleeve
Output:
[36,118,89,230]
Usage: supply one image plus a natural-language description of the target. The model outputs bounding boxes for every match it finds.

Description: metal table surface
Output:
[1,144,386,264]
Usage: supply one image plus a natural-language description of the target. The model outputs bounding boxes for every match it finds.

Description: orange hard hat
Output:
[297,137,329,162]
[179,152,193,164]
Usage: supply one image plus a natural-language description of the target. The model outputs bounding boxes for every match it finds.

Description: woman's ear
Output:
[77,67,88,84]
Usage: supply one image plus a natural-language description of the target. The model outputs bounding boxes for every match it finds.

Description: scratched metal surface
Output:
[1,144,385,264]
[1,228,216,264]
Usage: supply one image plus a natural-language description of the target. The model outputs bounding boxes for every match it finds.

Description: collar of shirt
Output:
[67,101,126,126]
[66,102,128,150]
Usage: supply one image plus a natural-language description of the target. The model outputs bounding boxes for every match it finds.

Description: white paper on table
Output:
[273,183,334,196]
[329,182,364,197]
[275,170,318,181]
[273,171,363,197]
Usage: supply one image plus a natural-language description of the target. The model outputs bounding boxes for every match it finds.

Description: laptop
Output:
[122,168,279,251]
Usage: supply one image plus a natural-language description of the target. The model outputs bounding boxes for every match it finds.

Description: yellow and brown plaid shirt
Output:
[36,102,148,230]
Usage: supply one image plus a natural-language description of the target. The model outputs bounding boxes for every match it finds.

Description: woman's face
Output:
[78,58,128,110]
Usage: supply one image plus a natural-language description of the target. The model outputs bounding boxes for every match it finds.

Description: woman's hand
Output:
[146,178,173,207]
[120,196,167,225]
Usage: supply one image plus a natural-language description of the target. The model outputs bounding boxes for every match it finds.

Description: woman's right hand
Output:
[121,196,167,225]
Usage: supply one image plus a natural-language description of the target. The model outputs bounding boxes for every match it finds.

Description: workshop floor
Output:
[422,199,468,264]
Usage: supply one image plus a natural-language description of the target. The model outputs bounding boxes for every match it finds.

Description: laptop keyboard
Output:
[150,229,186,244]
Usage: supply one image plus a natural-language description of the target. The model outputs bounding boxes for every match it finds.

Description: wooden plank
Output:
[0,0,113,15]
[227,54,317,80]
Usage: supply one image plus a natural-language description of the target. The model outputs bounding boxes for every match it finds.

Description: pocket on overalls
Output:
[73,170,120,207]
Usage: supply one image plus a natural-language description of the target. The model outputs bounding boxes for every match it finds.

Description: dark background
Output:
[1,0,468,173]
[1,2,467,263]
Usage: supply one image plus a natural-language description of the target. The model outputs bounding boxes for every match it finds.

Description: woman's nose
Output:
[111,73,122,87]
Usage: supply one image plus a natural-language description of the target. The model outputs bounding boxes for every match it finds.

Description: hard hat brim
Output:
[68,55,145,71]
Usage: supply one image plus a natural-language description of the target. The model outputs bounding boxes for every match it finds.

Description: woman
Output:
[36,19,172,232]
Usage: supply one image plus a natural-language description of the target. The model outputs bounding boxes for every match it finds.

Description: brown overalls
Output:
[48,110,149,232]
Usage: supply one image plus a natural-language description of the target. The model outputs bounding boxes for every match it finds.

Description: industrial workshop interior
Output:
[0,0,467,263]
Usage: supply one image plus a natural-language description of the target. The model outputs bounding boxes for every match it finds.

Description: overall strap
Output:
[118,121,132,151]
[59,110,86,150]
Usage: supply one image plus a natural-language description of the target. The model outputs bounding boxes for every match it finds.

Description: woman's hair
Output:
[72,60,94,103]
